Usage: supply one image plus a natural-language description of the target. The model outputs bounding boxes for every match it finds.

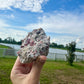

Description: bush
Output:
[66,41,76,66]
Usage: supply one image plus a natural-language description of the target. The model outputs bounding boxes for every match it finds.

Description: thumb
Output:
[30,56,46,79]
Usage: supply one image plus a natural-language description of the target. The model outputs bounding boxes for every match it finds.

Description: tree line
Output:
[0,37,67,49]
[50,42,66,49]
[0,37,22,45]
[0,37,82,66]
[50,42,81,51]
[0,37,81,51]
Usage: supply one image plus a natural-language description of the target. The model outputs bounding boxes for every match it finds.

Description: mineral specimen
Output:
[17,28,50,63]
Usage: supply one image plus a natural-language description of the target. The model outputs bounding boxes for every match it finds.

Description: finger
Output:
[13,57,32,69]
[11,57,23,74]
[11,57,32,74]
[13,57,22,69]
[30,56,47,79]
[13,57,31,69]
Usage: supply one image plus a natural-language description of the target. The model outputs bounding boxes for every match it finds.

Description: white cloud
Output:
[0,19,27,41]
[0,27,27,41]
[0,10,84,48]
[0,14,15,19]
[22,11,84,48]
[50,35,77,45]
[7,14,15,19]
[76,37,84,43]
[0,0,48,12]
[0,19,10,28]
[24,11,84,36]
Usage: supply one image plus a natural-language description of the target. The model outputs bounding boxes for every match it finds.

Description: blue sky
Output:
[0,0,84,48]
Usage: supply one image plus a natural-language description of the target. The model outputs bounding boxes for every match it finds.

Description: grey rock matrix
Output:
[17,28,50,63]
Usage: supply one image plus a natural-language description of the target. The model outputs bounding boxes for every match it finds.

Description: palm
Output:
[12,57,33,75]
[18,63,33,74]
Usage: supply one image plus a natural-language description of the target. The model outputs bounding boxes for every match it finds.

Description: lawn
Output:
[0,57,84,84]
[0,45,11,49]
[0,45,12,56]
[0,44,16,58]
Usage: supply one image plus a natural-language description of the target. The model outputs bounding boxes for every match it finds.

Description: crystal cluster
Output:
[17,28,50,63]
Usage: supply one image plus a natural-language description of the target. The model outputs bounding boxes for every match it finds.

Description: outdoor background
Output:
[0,0,84,84]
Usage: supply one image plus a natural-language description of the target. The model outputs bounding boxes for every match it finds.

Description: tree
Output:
[12,38,16,44]
[50,43,57,48]
[17,40,22,45]
[0,38,2,43]
[66,41,76,66]
[57,44,64,48]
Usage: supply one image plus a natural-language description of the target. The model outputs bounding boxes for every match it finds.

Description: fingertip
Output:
[38,56,47,63]
[39,55,47,60]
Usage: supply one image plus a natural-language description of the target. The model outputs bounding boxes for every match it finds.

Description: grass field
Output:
[0,45,11,49]
[0,45,12,57]
[0,57,84,84]
[0,44,84,84]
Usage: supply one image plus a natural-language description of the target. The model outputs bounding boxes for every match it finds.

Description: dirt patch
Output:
[51,69,84,84]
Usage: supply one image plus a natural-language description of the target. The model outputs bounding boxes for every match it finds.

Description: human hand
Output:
[10,56,46,84]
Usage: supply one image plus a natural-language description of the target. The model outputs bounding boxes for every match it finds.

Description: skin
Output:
[10,56,46,84]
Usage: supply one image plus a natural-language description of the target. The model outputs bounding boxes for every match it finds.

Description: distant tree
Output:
[50,43,57,48]
[4,39,8,43]
[17,40,22,45]
[52,43,57,47]
[12,38,16,44]
[3,37,13,43]
[66,41,76,66]
[0,38,2,43]
[7,37,12,43]
[57,44,64,48]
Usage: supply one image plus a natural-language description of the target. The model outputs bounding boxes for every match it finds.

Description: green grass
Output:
[0,45,84,83]
[0,44,13,57]
[0,44,12,56]
[0,49,4,56]
[0,45,11,49]
[0,57,16,84]
[0,57,84,84]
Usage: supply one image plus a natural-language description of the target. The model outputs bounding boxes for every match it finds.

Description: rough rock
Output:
[17,28,50,63]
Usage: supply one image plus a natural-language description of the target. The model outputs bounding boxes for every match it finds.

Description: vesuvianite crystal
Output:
[17,28,50,63]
